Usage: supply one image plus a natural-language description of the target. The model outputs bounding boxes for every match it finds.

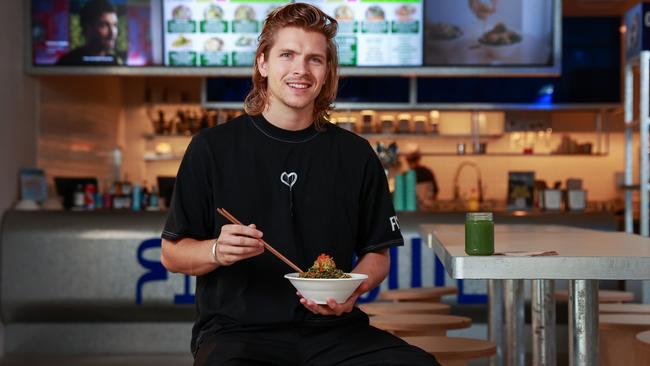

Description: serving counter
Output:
[0,210,617,357]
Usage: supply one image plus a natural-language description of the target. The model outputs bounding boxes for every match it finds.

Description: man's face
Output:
[86,12,118,51]
[257,27,328,116]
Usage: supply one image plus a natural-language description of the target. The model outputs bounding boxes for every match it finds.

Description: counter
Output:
[0,210,617,356]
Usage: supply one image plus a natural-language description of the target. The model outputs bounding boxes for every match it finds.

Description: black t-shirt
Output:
[162,114,403,354]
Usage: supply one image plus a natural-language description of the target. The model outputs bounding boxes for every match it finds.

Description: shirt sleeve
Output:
[161,134,215,241]
[355,144,404,256]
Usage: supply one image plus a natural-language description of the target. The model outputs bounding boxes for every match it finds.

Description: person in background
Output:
[160,3,440,365]
[405,145,439,211]
[56,0,123,65]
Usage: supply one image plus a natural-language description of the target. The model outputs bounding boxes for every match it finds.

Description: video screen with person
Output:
[423,0,555,66]
[32,0,157,66]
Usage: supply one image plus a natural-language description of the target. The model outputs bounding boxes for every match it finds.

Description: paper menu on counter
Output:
[163,0,290,66]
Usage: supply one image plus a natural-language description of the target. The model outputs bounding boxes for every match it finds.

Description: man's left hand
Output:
[298,281,370,316]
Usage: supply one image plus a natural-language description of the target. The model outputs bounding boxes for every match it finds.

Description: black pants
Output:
[194,314,441,366]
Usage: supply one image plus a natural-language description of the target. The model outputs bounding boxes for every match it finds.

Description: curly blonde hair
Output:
[244,3,339,129]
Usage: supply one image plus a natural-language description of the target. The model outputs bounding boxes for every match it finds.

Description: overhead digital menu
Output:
[163,0,290,66]
[304,0,423,66]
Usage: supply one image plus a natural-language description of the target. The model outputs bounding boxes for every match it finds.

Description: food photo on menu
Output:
[424,0,554,66]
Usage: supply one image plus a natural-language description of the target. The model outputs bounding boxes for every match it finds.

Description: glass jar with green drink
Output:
[465,212,494,255]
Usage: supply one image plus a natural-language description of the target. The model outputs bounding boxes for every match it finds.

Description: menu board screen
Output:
[32,0,155,66]
[303,0,423,66]
[163,0,290,66]
[163,0,423,67]
[423,0,554,66]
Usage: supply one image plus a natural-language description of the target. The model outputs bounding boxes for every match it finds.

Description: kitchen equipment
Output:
[380,115,396,133]
[567,190,587,211]
[543,189,563,211]
[361,110,376,134]
[397,113,412,133]
[413,116,428,134]
[457,142,466,155]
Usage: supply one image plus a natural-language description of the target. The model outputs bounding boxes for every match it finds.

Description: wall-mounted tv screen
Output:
[163,0,423,67]
[423,0,555,66]
[32,0,161,66]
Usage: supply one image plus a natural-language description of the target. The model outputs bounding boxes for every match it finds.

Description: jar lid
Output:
[466,212,493,221]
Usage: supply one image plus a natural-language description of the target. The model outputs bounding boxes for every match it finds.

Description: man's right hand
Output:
[214,224,265,266]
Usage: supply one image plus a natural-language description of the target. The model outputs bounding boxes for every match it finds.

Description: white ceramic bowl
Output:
[284,273,368,305]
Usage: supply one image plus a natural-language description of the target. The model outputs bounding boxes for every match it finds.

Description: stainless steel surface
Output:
[423,224,650,366]
[426,224,650,279]
[641,51,650,237]
[532,280,556,366]
[504,280,525,366]
[488,279,504,366]
[568,280,599,366]
[624,63,634,234]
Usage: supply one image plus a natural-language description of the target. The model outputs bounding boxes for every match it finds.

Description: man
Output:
[161,3,440,365]
[405,145,439,211]
[56,0,123,65]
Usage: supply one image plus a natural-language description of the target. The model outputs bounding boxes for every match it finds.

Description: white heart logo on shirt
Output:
[280,172,298,189]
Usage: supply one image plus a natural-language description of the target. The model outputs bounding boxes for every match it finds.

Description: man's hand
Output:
[214,223,264,266]
[298,280,370,316]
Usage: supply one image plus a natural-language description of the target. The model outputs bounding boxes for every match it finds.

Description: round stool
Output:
[402,336,496,366]
[379,287,458,303]
[360,302,450,316]
[555,289,634,303]
[635,330,650,366]
[599,314,650,366]
[370,314,471,337]
[600,303,650,314]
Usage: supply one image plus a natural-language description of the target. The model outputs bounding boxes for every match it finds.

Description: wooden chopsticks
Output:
[217,208,304,275]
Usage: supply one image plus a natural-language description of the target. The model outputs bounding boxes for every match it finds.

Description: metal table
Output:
[421,224,650,366]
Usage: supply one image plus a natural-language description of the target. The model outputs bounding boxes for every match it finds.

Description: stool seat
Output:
[600,303,650,314]
[600,314,650,330]
[370,314,471,337]
[599,314,650,366]
[636,330,650,366]
[359,302,450,316]
[402,336,496,361]
[555,290,634,303]
[379,287,458,302]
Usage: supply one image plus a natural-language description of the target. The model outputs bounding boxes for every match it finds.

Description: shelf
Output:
[143,133,194,140]
[362,133,503,139]
[143,155,183,161]
[418,153,609,157]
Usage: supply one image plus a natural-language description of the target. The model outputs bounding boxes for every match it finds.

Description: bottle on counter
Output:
[132,183,142,211]
[84,183,96,210]
[103,180,113,210]
[404,169,417,212]
[393,174,405,211]
[72,184,85,211]
[94,183,103,210]
[111,181,122,209]
[148,185,160,211]
[141,181,151,209]
[121,175,132,209]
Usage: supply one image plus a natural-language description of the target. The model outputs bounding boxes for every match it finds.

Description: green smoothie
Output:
[465,212,494,255]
